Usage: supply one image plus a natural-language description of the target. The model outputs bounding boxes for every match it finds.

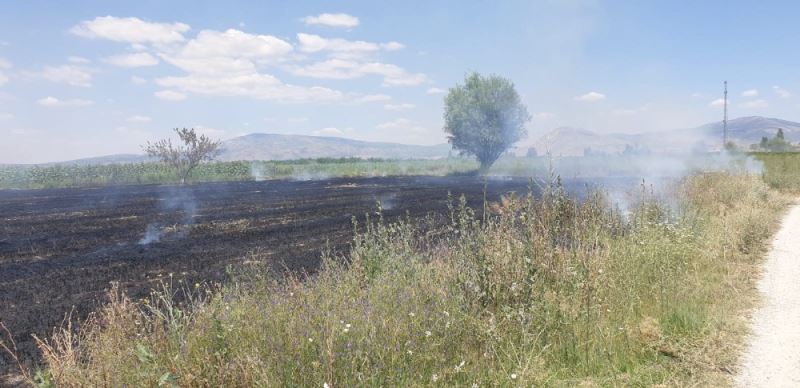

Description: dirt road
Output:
[736,204,800,387]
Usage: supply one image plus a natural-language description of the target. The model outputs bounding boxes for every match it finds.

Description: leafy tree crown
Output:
[444,73,530,170]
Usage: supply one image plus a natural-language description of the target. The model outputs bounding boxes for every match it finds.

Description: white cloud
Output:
[426,87,446,95]
[67,56,90,64]
[381,42,405,51]
[70,16,190,44]
[297,33,378,54]
[773,85,792,98]
[114,126,151,139]
[0,112,13,120]
[157,73,344,102]
[302,13,359,28]
[574,91,606,102]
[37,96,94,107]
[1,127,43,136]
[127,115,152,122]
[376,118,427,133]
[154,90,187,101]
[611,108,637,116]
[104,52,159,67]
[739,99,768,109]
[290,58,427,86]
[312,127,344,136]
[156,29,293,78]
[709,98,726,107]
[355,94,392,103]
[741,89,759,97]
[147,29,346,103]
[72,17,417,103]
[533,112,555,119]
[0,58,10,87]
[131,76,147,84]
[37,65,93,87]
[193,125,231,139]
[384,103,415,111]
[172,29,293,63]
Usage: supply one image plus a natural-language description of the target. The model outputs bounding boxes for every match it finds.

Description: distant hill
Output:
[532,116,800,156]
[41,134,453,165]
[217,133,451,161]
[44,154,155,166]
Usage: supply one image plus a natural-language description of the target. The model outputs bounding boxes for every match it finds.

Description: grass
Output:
[0,158,478,189]
[0,153,758,190]
[19,170,789,387]
[751,151,800,190]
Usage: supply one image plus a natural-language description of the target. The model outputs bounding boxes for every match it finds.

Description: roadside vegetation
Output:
[24,170,788,386]
[752,151,800,190]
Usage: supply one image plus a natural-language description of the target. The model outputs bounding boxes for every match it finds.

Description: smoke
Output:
[290,171,331,181]
[250,162,269,181]
[139,224,161,245]
[138,186,199,245]
[536,150,765,218]
[376,192,398,210]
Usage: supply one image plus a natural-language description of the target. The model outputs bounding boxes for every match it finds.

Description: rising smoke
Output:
[138,186,199,245]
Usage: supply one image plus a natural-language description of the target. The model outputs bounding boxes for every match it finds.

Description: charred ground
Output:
[0,175,626,375]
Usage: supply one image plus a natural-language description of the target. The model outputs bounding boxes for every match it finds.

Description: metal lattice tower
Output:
[723,80,728,148]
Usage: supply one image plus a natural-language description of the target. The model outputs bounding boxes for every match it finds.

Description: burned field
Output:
[0,175,628,373]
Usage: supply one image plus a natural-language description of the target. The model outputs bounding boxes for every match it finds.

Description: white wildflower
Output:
[425,330,432,337]
[510,373,517,380]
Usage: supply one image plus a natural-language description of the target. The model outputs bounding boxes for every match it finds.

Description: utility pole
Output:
[723,80,728,149]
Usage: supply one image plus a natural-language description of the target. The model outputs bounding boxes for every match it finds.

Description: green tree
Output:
[444,73,530,171]
[760,136,769,149]
[766,128,792,152]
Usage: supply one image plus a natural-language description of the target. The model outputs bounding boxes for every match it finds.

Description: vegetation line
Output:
[23,171,789,386]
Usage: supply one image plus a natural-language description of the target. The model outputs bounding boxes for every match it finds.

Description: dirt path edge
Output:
[735,204,800,387]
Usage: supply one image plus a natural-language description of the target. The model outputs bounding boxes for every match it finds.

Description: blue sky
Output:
[1,0,800,163]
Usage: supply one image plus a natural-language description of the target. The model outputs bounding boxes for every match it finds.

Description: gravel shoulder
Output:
[736,203,800,387]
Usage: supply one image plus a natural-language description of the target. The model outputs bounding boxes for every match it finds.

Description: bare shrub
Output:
[144,128,220,184]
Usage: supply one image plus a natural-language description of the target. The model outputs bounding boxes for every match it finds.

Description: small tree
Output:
[444,73,530,172]
[144,128,221,184]
[766,128,792,152]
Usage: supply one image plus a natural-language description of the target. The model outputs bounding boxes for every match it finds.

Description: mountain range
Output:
[24,116,800,165]
[45,134,453,166]
[530,116,800,156]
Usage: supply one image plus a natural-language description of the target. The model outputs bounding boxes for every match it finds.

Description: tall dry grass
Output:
[25,172,788,387]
